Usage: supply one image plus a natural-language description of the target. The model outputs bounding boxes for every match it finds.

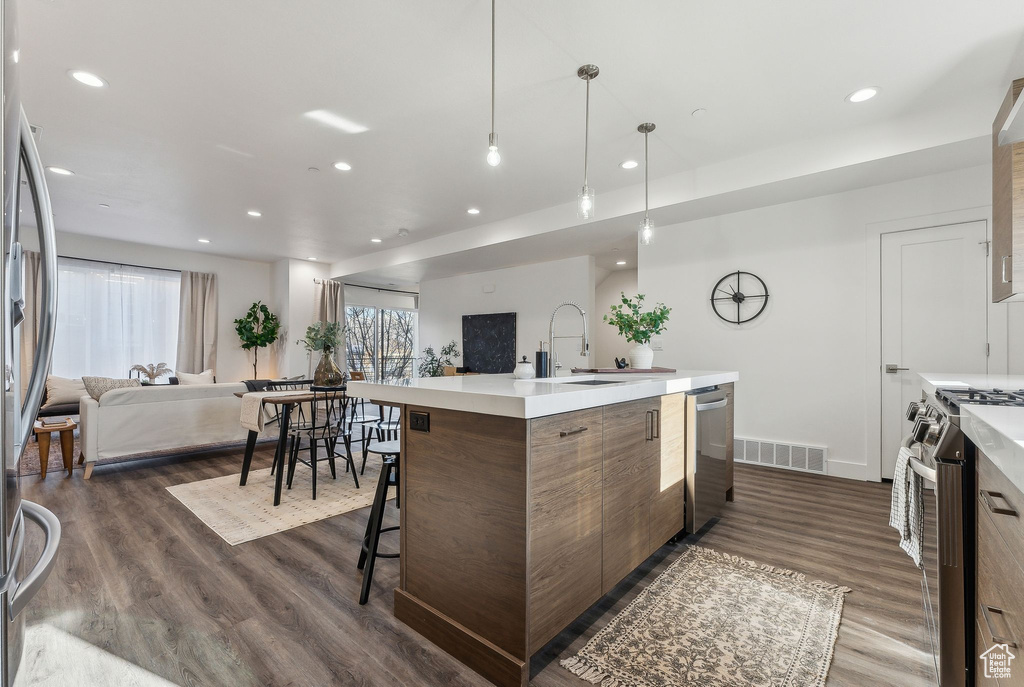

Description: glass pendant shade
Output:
[639,217,654,245]
[578,185,595,219]
[487,133,500,166]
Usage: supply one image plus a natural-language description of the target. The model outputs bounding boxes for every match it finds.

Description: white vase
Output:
[629,343,655,370]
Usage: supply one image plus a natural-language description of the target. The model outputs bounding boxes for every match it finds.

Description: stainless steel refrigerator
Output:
[2,0,62,684]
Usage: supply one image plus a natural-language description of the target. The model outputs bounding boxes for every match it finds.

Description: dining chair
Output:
[266,378,313,475]
[285,386,358,499]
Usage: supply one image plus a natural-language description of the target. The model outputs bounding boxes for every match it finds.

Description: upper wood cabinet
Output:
[992,77,1024,303]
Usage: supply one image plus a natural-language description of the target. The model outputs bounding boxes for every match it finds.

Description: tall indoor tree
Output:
[234,301,281,378]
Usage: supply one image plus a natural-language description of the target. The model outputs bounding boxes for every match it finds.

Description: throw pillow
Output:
[42,376,87,408]
[176,369,215,385]
[81,377,141,401]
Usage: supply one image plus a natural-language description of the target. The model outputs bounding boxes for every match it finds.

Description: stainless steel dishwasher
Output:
[686,387,729,533]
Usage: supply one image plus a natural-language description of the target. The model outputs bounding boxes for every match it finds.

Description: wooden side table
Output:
[32,419,77,478]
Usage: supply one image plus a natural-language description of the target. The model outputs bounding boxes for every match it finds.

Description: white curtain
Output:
[176,271,218,375]
[51,258,180,379]
[19,250,42,394]
[314,278,345,372]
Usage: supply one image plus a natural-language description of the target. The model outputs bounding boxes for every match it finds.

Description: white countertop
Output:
[919,372,1024,397]
[347,370,739,419]
[961,405,1024,495]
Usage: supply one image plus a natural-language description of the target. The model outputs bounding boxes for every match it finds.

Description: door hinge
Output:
[980,239,991,257]
[987,342,991,357]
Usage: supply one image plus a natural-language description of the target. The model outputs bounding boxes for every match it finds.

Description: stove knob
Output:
[906,402,922,421]
[912,418,931,444]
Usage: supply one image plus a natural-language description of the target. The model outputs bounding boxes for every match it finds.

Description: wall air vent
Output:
[736,437,828,475]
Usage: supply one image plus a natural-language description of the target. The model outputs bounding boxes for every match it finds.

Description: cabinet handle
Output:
[981,604,1019,648]
[981,489,1019,517]
[559,426,588,438]
[645,411,652,441]
[1003,255,1011,284]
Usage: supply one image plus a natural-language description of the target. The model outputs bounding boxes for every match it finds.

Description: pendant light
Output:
[486,0,500,166]
[637,122,655,245]
[577,64,599,219]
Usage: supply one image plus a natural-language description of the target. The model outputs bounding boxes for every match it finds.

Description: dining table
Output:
[235,390,341,506]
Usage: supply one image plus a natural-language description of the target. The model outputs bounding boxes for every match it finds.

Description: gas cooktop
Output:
[935,387,1024,410]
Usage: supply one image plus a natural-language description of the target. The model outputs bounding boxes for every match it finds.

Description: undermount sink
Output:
[563,379,626,386]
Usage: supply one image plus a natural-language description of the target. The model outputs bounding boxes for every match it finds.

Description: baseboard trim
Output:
[394,588,527,687]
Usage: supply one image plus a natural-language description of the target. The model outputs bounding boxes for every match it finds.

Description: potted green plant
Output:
[234,301,281,378]
[603,293,671,370]
[418,340,460,378]
[297,321,346,387]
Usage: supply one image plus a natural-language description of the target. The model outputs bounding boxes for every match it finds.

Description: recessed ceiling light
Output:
[46,166,74,176]
[68,70,107,88]
[303,109,368,134]
[467,208,480,215]
[370,238,382,243]
[307,256,317,261]
[198,239,210,244]
[846,87,879,103]
[333,161,352,171]
[247,210,262,217]
[620,160,638,170]
[616,260,627,266]
[691,108,708,118]
[98,203,109,208]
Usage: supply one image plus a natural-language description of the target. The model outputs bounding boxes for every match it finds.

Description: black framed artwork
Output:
[462,312,517,373]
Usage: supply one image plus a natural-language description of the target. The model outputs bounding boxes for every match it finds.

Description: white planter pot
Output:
[628,343,654,370]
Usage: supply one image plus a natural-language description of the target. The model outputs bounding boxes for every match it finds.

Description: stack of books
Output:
[39,418,70,428]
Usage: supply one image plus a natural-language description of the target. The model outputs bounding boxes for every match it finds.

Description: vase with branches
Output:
[297,321,346,386]
[234,301,281,379]
[603,292,671,370]
[130,362,172,384]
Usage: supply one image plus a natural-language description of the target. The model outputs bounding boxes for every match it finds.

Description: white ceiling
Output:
[18,0,1024,268]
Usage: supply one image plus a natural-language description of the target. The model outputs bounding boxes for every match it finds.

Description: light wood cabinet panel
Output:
[649,392,686,550]
[528,408,604,654]
[723,382,735,501]
[992,77,1024,303]
[602,398,656,594]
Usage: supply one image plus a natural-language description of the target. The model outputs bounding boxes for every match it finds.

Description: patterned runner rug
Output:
[561,546,850,687]
[167,457,389,545]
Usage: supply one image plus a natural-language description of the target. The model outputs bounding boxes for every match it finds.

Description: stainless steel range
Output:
[904,386,1024,686]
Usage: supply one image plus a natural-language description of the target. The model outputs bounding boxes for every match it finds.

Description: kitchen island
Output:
[347,370,738,687]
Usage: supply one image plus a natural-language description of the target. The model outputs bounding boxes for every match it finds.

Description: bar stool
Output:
[357,439,400,605]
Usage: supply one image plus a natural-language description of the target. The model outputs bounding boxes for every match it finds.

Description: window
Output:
[345,303,418,385]
[51,258,181,379]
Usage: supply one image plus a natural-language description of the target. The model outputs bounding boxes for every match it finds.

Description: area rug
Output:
[166,458,389,545]
[561,546,851,687]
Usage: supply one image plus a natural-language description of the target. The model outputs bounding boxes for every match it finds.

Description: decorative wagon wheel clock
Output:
[711,271,770,324]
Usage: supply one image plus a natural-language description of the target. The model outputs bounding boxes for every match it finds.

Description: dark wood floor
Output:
[18,448,934,686]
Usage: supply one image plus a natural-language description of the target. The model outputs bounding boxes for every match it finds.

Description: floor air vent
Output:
[736,438,828,475]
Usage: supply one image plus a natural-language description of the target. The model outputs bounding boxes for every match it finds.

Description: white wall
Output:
[639,164,1002,482]
[593,269,639,368]
[418,256,596,373]
[269,259,333,378]
[45,232,274,382]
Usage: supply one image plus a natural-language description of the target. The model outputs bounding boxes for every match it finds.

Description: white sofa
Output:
[79,382,250,478]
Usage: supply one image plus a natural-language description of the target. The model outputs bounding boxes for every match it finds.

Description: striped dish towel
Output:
[889,444,924,568]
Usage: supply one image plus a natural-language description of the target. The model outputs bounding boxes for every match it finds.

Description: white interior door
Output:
[880,221,988,478]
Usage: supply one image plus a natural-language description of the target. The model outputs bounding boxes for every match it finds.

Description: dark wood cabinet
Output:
[528,407,604,653]
[992,77,1024,303]
[601,398,656,594]
[976,449,1024,685]
[649,392,686,551]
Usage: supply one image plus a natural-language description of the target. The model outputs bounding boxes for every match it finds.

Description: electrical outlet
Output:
[650,336,664,352]
[410,411,430,432]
